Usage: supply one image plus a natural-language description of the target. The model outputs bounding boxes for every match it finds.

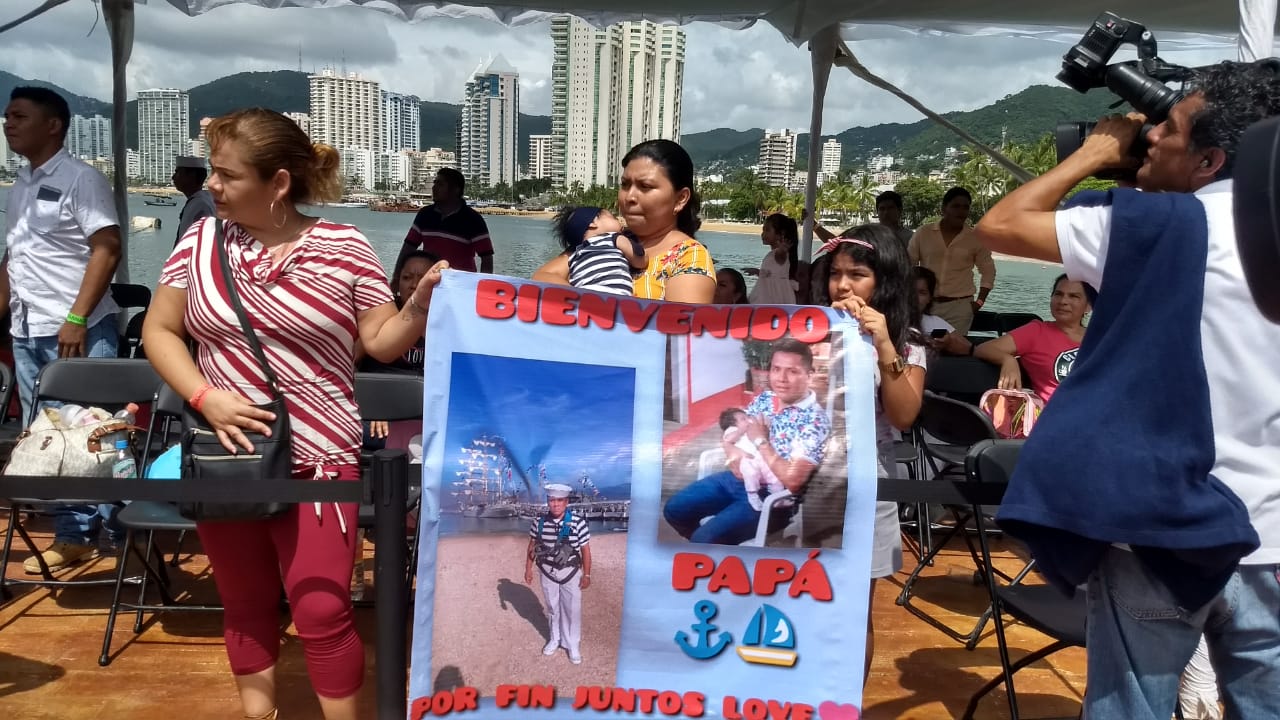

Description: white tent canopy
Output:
[4,0,1274,275]
[159,0,1275,45]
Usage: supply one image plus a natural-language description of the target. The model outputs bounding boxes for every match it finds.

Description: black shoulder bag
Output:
[179,220,294,522]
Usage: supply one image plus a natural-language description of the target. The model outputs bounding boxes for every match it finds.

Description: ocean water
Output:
[0,188,1064,317]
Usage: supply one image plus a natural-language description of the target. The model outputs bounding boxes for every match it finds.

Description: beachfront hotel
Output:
[459,56,520,188]
[137,89,189,186]
[549,15,686,189]
[308,67,382,157]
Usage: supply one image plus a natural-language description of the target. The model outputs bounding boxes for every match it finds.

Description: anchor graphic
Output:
[674,600,733,660]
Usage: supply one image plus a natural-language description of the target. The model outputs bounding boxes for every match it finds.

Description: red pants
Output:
[197,465,363,699]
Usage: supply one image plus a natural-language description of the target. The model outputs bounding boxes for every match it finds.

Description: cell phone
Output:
[930,329,948,339]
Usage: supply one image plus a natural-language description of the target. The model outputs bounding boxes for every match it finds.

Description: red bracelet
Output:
[189,384,213,411]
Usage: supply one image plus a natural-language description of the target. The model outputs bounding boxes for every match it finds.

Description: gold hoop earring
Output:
[269,200,287,229]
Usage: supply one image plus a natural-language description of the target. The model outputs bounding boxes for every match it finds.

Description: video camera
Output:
[1054,12,1195,176]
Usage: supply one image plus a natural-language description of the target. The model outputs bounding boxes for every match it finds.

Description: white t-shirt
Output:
[1055,179,1280,564]
[4,148,120,337]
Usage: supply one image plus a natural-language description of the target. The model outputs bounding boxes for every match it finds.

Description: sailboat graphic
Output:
[735,604,799,667]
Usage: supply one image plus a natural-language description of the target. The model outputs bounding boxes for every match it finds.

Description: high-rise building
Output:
[68,114,112,160]
[550,16,685,189]
[459,55,519,188]
[137,89,189,185]
[309,68,381,153]
[340,147,375,191]
[527,134,553,180]
[406,147,457,191]
[821,138,842,175]
[197,117,213,158]
[0,129,11,170]
[381,91,420,153]
[125,149,141,179]
[283,112,311,138]
[758,129,797,188]
[375,151,413,191]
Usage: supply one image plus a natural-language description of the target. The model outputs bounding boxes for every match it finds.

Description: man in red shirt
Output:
[396,168,493,276]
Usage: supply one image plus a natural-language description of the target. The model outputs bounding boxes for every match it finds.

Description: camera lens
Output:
[1105,64,1182,122]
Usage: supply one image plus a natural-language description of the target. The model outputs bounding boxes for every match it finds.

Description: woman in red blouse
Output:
[975,274,1096,404]
[142,109,445,720]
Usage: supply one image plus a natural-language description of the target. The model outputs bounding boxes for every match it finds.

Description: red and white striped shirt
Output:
[160,217,394,472]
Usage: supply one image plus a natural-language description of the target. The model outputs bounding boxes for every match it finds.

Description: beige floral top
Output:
[633,238,715,300]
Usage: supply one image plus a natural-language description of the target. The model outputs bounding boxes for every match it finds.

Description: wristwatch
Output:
[880,355,907,375]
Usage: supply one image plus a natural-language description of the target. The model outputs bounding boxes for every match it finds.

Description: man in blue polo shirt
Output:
[396,168,493,276]
[2,86,123,571]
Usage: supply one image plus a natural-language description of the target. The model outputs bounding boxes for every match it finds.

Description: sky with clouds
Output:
[0,1,1240,134]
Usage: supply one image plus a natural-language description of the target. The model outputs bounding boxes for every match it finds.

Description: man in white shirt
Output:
[172,155,214,243]
[975,61,1280,719]
[2,87,123,572]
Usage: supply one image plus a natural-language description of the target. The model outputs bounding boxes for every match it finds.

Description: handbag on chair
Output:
[178,220,293,522]
[978,388,1044,440]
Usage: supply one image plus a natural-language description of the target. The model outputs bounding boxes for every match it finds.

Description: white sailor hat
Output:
[544,483,572,499]
[175,156,206,169]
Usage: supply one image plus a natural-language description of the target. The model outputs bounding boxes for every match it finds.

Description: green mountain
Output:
[6,69,1119,175]
[2,69,550,161]
[681,84,1124,172]
[0,69,112,117]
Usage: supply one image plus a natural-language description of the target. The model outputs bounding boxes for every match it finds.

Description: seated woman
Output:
[911,266,972,356]
[359,250,437,450]
[974,273,1096,404]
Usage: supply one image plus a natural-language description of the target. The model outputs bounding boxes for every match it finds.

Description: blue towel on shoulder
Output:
[996,188,1259,611]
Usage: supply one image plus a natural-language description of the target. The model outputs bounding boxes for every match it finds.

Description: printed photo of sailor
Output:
[657,333,849,549]
[429,353,632,695]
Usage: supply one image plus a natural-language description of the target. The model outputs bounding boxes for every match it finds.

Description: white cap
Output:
[544,483,572,499]
[175,156,205,169]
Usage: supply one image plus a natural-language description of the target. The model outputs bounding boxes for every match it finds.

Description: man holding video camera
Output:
[976,59,1280,719]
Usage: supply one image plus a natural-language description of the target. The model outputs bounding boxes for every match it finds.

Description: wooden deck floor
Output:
[0,518,1085,719]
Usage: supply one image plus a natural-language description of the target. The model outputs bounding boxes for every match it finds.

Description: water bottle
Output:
[112,439,137,479]
[113,402,140,426]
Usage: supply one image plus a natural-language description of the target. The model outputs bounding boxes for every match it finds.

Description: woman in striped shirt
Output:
[142,109,445,720]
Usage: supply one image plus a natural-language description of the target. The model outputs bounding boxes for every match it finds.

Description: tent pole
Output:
[104,0,134,283]
[801,25,839,270]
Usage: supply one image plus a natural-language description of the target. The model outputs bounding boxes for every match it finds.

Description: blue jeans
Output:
[12,316,122,545]
[1085,546,1280,719]
[664,470,785,545]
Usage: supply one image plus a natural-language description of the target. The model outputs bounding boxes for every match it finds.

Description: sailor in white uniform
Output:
[524,483,592,664]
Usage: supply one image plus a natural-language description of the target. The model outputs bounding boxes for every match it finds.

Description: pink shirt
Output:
[159,217,394,472]
[1007,320,1081,404]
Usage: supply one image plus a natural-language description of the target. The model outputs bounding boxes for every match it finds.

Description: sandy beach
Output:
[427,532,628,697]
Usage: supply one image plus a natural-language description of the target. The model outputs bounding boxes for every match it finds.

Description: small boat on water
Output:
[143,195,176,207]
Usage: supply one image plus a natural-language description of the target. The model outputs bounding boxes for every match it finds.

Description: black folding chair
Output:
[0,358,159,599]
[98,383,221,666]
[896,392,1003,647]
[110,283,152,359]
[0,361,21,445]
[354,372,424,607]
[925,355,1002,406]
[996,312,1041,335]
[970,310,1001,334]
[900,355,1001,560]
[961,439,1087,720]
